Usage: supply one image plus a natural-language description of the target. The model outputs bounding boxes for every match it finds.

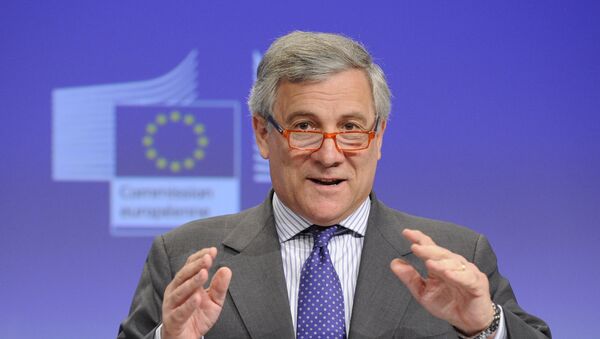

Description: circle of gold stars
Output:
[142,111,209,173]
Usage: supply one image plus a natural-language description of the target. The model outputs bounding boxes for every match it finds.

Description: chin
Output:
[302,201,349,226]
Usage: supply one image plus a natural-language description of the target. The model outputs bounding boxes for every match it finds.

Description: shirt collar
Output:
[272,192,370,243]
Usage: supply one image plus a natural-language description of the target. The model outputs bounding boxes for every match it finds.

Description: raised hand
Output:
[390,229,495,336]
[161,247,232,339]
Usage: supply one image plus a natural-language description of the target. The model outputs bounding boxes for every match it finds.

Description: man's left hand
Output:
[390,229,495,336]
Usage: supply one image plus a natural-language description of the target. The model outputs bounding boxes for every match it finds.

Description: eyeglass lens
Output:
[289,132,369,150]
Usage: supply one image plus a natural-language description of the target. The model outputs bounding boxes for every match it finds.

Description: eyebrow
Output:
[283,111,370,125]
[282,111,315,124]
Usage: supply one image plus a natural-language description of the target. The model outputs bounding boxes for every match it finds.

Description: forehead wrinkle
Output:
[286,89,360,106]
[274,69,376,124]
[280,91,373,121]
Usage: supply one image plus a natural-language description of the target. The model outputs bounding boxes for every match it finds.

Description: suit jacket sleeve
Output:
[118,235,171,339]
[474,234,551,338]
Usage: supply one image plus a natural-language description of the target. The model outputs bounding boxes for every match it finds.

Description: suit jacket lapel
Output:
[221,197,295,339]
[349,197,423,338]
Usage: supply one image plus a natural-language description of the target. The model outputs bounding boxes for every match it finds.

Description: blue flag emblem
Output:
[116,105,234,177]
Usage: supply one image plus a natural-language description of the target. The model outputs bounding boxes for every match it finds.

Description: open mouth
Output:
[309,178,345,186]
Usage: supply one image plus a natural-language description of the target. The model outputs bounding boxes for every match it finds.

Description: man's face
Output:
[253,69,386,226]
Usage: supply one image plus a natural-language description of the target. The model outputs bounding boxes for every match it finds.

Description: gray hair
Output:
[248,31,391,121]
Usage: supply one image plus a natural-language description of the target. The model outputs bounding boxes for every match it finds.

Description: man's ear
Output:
[252,115,270,159]
[376,119,386,160]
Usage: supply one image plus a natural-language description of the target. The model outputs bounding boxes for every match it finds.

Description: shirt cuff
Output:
[494,304,507,339]
[156,324,205,339]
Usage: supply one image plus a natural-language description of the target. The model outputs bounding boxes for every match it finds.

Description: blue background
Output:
[2,1,599,338]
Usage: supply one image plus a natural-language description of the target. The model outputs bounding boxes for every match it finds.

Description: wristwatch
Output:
[456,303,501,339]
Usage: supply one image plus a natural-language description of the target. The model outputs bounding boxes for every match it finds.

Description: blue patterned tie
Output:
[297,225,346,339]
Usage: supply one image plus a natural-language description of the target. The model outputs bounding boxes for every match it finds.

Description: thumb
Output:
[390,258,423,298]
[208,267,232,307]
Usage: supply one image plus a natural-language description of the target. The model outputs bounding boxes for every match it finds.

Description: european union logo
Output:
[111,103,240,235]
[52,50,242,236]
[116,105,235,177]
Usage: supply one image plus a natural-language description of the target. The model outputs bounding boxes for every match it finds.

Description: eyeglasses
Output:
[267,115,380,151]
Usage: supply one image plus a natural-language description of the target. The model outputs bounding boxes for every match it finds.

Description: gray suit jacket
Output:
[118,193,551,338]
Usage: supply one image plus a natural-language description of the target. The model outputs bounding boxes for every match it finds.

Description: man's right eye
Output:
[294,121,314,130]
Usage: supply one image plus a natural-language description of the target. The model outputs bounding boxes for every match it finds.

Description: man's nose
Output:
[311,136,344,166]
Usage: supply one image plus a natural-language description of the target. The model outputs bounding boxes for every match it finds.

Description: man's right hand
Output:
[161,247,232,339]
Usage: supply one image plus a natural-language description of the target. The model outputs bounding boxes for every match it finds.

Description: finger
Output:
[167,288,203,328]
[442,262,487,292]
[412,244,468,265]
[390,259,425,299]
[166,253,214,296]
[419,250,469,280]
[425,258,468,273]
[165,268,209,310]
[207,267,233,307]
[402,229,436,246]
[426,260,483,292]
[186,247,218,265]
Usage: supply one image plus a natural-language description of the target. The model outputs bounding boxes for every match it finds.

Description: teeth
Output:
[311,179,342,185]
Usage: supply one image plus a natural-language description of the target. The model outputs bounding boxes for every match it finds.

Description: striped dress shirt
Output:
[272,193,370,334]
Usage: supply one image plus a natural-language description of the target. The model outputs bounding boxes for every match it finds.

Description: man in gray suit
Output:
[119,31,551,339]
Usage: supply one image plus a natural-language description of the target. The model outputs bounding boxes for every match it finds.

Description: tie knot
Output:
[311,225,338,248]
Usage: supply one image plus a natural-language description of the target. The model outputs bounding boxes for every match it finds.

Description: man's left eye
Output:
[342,123,361,131]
